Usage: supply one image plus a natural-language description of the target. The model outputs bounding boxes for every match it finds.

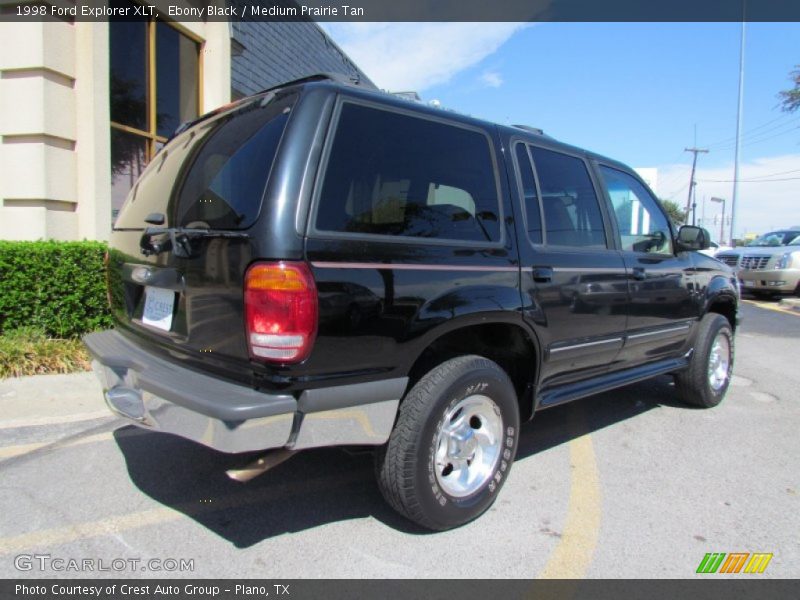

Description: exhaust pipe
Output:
[225,449,297,482]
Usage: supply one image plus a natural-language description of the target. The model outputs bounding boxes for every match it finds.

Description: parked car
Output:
[698,241,733,257]
[716,229,800,297]
[84,74,739,531]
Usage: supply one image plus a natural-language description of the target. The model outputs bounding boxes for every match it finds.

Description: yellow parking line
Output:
[0,470,363,556]
[0,427,148,461]
[0,411,112,431]
[537,428,602,579]
[0,507,178,556]
[742,299,800,316]
[0,432,116,460]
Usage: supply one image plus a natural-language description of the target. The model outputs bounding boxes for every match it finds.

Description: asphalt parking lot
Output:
[1,299,798,579]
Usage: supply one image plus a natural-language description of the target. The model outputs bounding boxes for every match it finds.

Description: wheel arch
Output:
[704,275,739,331]
[405,316,541,421]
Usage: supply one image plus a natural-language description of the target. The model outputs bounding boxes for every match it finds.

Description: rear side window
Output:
[315,103,501,243]
[114,92,295,230]
[529,147,606,248]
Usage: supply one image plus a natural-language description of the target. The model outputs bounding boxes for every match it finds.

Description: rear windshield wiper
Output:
[140,227,249,258]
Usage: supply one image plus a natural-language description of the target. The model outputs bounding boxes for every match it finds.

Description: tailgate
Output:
[108,90,298,369]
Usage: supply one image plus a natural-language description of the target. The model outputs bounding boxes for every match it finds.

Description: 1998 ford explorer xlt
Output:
[85,74,739,530]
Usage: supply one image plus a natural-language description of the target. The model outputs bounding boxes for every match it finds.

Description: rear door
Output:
[303,98,520,379]
[107,90,298,382]
[513,142,629,387]
[595,164,696,364]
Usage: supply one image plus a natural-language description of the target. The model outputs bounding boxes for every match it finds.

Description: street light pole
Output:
[711,197,726,245]
[731,17,746,244]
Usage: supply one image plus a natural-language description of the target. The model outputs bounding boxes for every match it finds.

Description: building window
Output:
[109,3,201,222]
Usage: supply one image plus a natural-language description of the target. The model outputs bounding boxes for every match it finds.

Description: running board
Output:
[537,357,689,410]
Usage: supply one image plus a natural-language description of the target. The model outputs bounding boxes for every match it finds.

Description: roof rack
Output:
[512,124,546,136]
[169,73,363,140]
[256,72,363,95]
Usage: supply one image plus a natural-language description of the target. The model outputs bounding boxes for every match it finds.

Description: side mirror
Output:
[677,225,711,251]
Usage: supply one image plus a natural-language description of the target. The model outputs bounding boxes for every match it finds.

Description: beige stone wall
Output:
[0,21,79,240]
[0,17,231,242]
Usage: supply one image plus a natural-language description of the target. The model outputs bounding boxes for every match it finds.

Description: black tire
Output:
[675,313,734,408]
[375,355,520,530]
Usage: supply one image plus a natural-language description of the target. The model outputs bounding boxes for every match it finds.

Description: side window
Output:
[315,103,501,243]
[529,147,607,248]
[599,166,673,255]
[514,143,543,244]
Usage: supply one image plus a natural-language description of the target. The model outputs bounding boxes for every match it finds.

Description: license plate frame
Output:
[142,286,175,332]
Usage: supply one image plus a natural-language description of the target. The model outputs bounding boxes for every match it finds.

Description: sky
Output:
[323,22,800,241]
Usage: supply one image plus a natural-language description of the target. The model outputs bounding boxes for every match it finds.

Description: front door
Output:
[512,142,629,388]
[596,165,696,364]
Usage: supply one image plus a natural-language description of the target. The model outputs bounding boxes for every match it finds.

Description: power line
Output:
[698,168,800,183]
[743,167,800,180]
[704,114,799,149]
[698,176,800,183]
[709,121,799,152]
[664,181,690,200]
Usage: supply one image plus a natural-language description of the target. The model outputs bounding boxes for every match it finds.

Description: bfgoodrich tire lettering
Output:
[676,313,734,408]
[375,355,520,530]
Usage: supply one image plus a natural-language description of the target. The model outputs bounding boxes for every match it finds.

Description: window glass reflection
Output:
[110,128,147,224]
[157,22,199,138]
[109,18,147,130]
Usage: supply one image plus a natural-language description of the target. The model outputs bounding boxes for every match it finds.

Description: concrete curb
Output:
[0,372,107,425]
[779,297,800,312]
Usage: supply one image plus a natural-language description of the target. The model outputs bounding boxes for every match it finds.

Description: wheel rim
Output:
[707,332,731,392]
[434,394,503,498]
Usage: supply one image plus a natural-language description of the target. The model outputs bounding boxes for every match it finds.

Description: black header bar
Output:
[2,0,800,23]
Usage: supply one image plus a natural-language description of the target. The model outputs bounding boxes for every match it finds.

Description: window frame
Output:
[511,140,546,247]
[594,161,677,257]
[109,12,203,165]
[308,95,506,248]
[512,138,617,253]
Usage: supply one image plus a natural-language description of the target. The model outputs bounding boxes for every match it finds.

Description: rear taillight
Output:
[244,261,318,364]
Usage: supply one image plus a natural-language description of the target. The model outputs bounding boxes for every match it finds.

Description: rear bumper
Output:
[83,330,406,454]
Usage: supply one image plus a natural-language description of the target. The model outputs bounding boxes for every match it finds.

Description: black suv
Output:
[85,74,739,531]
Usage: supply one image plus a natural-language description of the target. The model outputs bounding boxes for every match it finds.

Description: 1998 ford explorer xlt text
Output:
[85,74,739,530]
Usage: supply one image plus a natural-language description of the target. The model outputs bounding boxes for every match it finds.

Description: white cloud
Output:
[322,23,526,92]
[479,70,504,88]
[654,154,800,239]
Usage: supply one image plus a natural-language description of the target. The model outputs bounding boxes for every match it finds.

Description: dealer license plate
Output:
[142,286,175,331]
[742,280,755,288]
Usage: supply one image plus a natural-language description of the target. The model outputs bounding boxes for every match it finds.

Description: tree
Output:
[778,65,800,113]
[659,198,687,225]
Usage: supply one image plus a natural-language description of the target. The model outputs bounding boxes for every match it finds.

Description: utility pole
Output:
[685,147,709,226]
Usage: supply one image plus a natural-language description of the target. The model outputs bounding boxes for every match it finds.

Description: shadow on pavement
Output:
[114,374,684,547]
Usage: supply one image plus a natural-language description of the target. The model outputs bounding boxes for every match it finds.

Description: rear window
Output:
[315,102,501,243]
[114,91,296,230]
